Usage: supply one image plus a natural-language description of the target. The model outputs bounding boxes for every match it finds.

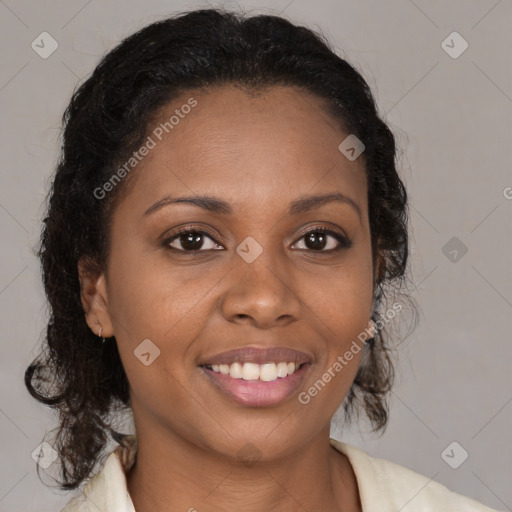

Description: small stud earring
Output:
[98,326,106,344]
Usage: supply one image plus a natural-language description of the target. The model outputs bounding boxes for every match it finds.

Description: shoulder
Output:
[329,438,501,512]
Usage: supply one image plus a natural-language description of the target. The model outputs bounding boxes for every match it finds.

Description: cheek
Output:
[312,251,374,330]
[105,247,218,386]
[106,242,201,338]
[304,248,373,377]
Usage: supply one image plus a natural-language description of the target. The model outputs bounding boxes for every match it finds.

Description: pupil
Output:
[182,232,203,250]
[306,232,326,250]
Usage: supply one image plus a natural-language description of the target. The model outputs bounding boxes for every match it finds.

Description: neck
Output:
[125,423,361,512]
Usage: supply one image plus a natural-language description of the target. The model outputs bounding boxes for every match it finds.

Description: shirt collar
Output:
[80,435,389,512]
[79,434,137,512]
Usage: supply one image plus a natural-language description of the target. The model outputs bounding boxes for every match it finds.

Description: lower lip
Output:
[199,364,311,407]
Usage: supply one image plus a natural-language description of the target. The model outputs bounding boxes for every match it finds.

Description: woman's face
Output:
[92,85,376,460]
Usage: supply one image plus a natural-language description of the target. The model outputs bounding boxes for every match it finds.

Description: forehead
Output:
[117,85,367,214]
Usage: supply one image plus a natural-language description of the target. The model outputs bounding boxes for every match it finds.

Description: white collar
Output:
[74,436,384,511]
[66,435,497,512]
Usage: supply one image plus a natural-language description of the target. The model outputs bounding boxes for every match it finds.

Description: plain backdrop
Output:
[0,1,510,511]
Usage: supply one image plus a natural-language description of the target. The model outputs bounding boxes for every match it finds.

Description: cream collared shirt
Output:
[61,435,501,512]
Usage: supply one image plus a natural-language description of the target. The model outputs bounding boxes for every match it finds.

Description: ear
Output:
[78,257,114,338]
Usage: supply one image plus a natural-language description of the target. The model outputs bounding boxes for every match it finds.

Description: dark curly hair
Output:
[25,7,415,491]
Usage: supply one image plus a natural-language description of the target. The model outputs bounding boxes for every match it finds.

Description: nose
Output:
[220,251,301,329]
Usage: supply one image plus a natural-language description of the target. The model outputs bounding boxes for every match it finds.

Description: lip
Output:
[198,346,313,366]
[199,362,312,407]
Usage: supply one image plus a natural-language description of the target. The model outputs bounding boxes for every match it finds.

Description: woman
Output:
[25,8,500,512]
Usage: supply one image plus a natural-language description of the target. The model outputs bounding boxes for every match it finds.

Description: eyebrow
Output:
[143,192,361,221]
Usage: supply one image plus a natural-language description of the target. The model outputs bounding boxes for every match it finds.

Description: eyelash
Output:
[163,226,352,253]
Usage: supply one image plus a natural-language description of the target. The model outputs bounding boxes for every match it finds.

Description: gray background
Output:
[1,0,511,511]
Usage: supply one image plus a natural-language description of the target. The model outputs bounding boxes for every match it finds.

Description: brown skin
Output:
[79,85,378,511]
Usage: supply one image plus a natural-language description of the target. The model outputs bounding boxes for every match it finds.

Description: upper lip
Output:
[198,346,313,366]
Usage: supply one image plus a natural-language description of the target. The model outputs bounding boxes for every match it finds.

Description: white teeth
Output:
[276,362,288,378]
[242,363,260,380]
[260,363,277,382]
[229,362,243,379]
[208,361,300,381]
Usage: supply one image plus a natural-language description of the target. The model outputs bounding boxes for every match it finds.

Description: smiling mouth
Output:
[199,362,312,407]
[197,345,313,406]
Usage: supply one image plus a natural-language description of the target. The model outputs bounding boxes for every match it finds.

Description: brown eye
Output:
[165,229,223,251]
[293,228,352,252]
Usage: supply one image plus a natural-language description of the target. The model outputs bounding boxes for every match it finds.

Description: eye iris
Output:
[181,232,203,250]
[305,231,327,250]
